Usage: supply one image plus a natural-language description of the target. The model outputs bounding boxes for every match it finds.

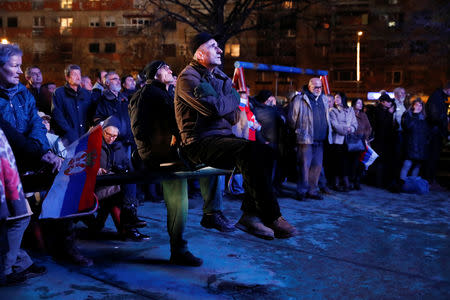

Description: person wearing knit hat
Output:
[174,29,297,241]
[190,32,222,69]
[190,32,214,55]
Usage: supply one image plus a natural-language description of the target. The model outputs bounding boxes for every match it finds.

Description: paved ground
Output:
[2,183,450,300]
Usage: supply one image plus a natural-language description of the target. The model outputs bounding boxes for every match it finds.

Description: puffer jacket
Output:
[288,92,332,145]
[329,106,358,145]
[0,129,32,221]
[174,60,240,146]
[0,83,49,154]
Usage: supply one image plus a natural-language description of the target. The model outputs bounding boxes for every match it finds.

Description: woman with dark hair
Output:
[400,98,429,181]
[350,98,372,189]
[329,92,358,191]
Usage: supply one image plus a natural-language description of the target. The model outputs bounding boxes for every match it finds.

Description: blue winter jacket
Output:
[0,83,50,155]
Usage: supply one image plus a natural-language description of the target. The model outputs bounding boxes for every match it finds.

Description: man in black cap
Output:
[129,60,234,267]
[174,32,297,240]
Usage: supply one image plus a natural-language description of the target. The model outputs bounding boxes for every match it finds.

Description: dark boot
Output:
[121,206,146,229]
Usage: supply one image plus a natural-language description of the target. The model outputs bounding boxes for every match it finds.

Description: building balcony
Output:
[117,24,146,35]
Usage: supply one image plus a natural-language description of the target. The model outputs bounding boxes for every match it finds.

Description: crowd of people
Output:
[0,32,449,286]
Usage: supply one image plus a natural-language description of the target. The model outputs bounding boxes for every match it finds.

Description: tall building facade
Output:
[1,0,448,98]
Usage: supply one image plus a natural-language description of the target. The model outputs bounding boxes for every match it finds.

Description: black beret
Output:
[143,60,166,80]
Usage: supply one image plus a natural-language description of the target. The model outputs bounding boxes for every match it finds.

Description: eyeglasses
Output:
[104,131,118,139]
[313,86,323,89]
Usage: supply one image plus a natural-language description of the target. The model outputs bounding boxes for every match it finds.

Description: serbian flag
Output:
[360,143,379,170]
[40,125,102,219]
[320,75,330,95]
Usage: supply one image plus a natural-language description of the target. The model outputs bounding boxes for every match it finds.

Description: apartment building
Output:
[1,0,447,98]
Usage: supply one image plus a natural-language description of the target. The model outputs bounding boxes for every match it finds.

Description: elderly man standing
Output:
[288,78,332,201]
[174,32,297,241]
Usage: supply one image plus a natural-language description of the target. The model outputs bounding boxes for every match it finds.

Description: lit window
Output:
[225,43,240,57]
[60,0,72,9]
[282,1,293,9]
[59,17,73,34]
[89,17,100,27]
[105,16,116,27]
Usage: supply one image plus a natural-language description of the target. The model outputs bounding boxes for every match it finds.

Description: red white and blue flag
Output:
[40,125,102,219]
[360,143,379,170]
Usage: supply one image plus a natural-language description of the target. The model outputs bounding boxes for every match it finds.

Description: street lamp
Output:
[356,31,363,82]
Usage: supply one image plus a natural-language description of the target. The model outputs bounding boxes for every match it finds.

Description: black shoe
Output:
[170,251,203,267]
[20,263,47,279]
[294,192,305,201]
[65,247,94,267]
[306,193,323,200]
[200,211,235,232]
[122,228,151,242]
[4,272,27,286]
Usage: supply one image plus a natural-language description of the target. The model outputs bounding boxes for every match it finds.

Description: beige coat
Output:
[329,106,358,145]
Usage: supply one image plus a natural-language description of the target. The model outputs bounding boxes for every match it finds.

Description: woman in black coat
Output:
[370,94,396,188]
[399,98,429,180]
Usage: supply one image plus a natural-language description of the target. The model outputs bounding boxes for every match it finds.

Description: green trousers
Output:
[162,175,224,254]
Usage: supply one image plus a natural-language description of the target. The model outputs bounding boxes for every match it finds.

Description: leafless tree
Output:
[142,0,324,48]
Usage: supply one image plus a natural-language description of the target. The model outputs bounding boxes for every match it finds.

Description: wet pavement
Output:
[2,183,450,299]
